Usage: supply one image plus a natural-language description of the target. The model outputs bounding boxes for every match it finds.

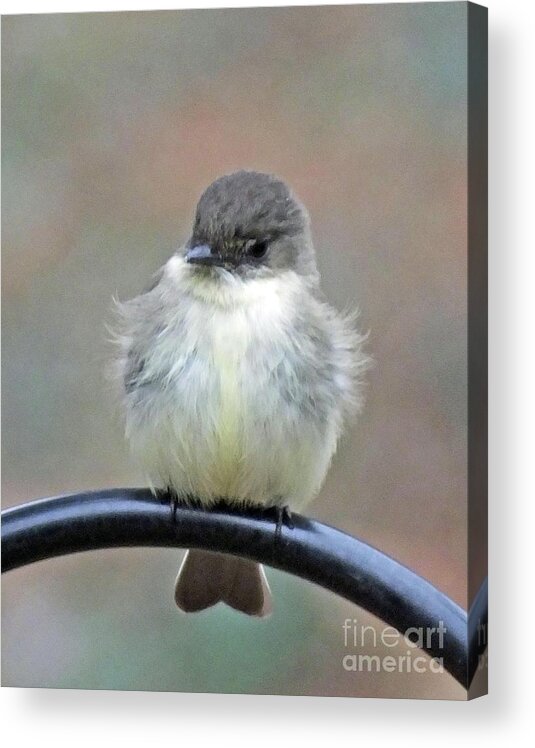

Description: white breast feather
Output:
[120,256,354,510]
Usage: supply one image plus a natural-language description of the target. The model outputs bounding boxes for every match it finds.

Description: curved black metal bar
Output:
[1,488,484,689]
[467,575,489,681]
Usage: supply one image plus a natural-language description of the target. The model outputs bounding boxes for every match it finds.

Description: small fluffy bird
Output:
[114,171,367,616]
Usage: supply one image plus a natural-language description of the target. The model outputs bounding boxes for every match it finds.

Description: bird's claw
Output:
[169,493,179,523]
[275,505,294,540]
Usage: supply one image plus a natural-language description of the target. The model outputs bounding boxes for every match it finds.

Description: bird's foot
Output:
[169,492,180,523]
[275,505,294,540]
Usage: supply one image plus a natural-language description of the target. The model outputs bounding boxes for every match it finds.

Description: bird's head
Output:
[182,171,317,283]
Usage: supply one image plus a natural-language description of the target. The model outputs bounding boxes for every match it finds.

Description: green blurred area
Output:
[2,4,468,699]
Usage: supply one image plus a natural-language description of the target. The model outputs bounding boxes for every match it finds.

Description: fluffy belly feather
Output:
[207,308,249,497]
[125,279,338,510]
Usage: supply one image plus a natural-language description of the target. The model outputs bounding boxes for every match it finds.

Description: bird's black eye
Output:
[246,239,269,259]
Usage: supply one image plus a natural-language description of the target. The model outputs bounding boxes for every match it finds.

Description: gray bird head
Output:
[183,171,318,282]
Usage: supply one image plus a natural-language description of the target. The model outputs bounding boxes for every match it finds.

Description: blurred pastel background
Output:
[2,3,468,699]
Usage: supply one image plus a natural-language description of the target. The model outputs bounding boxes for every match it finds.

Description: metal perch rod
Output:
[1,488,486,688]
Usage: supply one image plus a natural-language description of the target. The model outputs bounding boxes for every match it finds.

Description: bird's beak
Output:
[185,244,228,268]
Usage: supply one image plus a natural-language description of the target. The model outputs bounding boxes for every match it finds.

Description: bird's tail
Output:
[174,549,272,617]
